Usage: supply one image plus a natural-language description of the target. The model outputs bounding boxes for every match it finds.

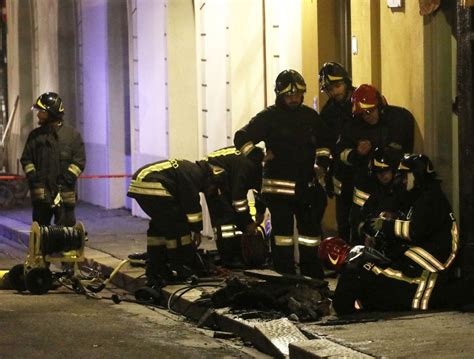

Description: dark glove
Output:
[58,172,77,186]
[26,171,40,187]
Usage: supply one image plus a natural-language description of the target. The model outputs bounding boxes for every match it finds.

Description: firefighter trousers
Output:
[134,196,197,283]
[264,184,326,278]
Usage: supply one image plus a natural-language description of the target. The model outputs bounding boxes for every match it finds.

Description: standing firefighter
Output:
[127,159,212,286]
[204,146,266,268]
[336,84,414,243]
[21,92,85,226]
[333,154,462,314]
[234,69,333,278]
[319,62,356,242]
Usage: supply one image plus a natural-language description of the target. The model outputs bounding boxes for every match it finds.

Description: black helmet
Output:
[32,92,65,118]
[368,146,403,176]
[397,153,436,190]
[274,69,306,97]
[319,62,351,91]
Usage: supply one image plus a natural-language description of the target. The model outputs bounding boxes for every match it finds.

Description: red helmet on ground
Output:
[318,237,351,270]
[351,84,386,116]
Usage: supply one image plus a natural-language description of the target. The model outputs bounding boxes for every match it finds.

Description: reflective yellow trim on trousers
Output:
[128,180,172,197]
[297,235,321,247]
[136,160,179,181]
[24,163,35,174]
[370,265,438,310]
[68,163,82,177]
[166,235,192,249]
[445,220,460,269]
[412,271,438,310]
[274,235,294,246]
[31,188,45,200]
[186,212,202,223]
[405,247,445,272]
[395,219,411,240]
[240,141,255,156]
[147,236,166,246]
[61,191,76,204]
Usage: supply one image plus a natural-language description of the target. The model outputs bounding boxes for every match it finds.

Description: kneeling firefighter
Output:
[331,154,465,314]
[127,159,215,286]
[203,146,267,268]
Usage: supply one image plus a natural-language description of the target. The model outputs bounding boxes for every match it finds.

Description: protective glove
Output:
[370,217,385,232]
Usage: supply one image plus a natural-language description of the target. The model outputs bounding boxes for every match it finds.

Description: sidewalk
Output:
[1,202,474,358]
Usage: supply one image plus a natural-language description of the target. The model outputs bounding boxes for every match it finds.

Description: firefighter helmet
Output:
[274,69,306,97]
[318,237,351,270]
[319,62,351,91]
[32,92,65,119]
[397,153,436,190]
[368,146,403,176]
[351,84,386,116]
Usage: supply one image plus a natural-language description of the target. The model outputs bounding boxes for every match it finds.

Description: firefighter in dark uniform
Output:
[233,69,333,278]
[333,154,460,314]
[21,92,86,226]
[336,84,414,244]
[203,146,266,268]
[350,145,404,245]
[318,62,356,242]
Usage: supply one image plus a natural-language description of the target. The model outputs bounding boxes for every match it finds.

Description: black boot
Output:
[167,244,197,282]
[146,244,169,286]
[298,244,324,279]
[271,245,296,274]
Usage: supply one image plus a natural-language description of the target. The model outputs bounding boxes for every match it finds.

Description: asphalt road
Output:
[0,238,266,359]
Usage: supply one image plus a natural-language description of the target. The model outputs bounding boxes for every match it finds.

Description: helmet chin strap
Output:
[406,172,415,191]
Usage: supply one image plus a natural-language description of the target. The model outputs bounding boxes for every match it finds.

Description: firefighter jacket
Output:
[336,105,414,202]
[233,104,333,197]
[319,93,354,196]
[380,180,459,278]
[336,105,414,172]
[204,146,263,230]
[20,122,85,204]
[319,88,355,142]
[127,159,209,233]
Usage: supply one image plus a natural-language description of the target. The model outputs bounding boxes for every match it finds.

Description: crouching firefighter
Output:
[234,69,333,278]
[203,146,267,268]
[332,154,462,314]
[127,159,213,286]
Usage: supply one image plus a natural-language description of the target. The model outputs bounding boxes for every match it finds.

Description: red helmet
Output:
[318,237,351,270]
[351,84,386,116]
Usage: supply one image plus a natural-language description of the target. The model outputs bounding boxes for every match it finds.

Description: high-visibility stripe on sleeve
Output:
[394,219,411,240]
[166,235,192,249]
[68,163,82,177]
[333,177,342,196]
[340,148,353,165]
[352,187,370,207]
[261,178,296,195]
[186,212,203,223]
[218,224,243,239]
[233,199,249,213]
[444,220,459,269]
[297,235,321,247]
[240,141,256,156]
[316,147,331,158]
[274,235,294,246]
[24,163,35,174]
